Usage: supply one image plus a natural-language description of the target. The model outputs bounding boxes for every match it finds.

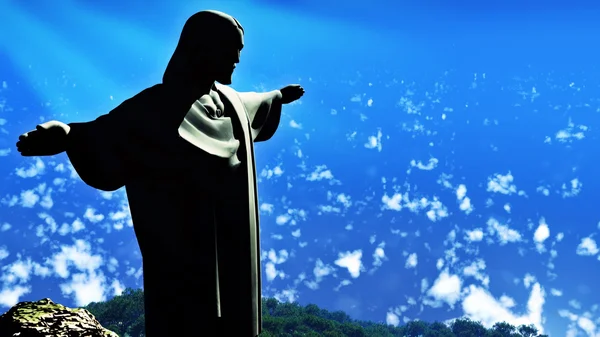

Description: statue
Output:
[16,10,305,337]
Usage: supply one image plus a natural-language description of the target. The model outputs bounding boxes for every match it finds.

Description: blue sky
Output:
[1,1,600,336]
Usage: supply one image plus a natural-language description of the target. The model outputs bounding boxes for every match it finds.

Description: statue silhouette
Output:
[16,10,304,337]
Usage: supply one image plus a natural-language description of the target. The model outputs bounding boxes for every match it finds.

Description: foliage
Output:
[81,288,145,337]
[79,288,550,337]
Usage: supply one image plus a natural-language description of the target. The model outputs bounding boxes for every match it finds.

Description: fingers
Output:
[16,135,27,149]
[16,132,33,147]
[15,124,55,156]
[16,130,39,154]
[16,143,28,156]
[16,141,26,154]
[16,140,43,156]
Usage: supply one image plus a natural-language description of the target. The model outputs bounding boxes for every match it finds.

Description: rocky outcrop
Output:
[0,298,119,337]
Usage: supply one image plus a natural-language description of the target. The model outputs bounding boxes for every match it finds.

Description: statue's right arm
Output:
[64,89,149,192]
[65,117,124,192]
[63,85,195,191]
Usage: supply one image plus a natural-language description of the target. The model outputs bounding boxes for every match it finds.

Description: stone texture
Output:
[0,298,119,337]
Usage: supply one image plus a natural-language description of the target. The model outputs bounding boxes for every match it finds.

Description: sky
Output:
[1,1,600,336]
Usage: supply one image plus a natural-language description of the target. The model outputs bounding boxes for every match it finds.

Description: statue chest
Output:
[177,89,241,160]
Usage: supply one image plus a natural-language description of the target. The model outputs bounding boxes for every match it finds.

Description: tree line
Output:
[80,287,549,337]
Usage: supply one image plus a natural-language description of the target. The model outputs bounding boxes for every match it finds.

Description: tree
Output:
[517,324,538,337]
[451,318,487,337]
[405,320,428,337]
[77,287,538,337]
[427,321,455,337]
[82,287,145,337]
[492,322,518,337]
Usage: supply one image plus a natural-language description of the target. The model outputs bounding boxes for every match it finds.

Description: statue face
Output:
[212,27,244,85]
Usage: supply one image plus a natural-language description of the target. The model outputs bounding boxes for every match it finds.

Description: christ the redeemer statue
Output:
[16,10,305,337]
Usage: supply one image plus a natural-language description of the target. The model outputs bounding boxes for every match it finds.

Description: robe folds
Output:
[65,82,282,336]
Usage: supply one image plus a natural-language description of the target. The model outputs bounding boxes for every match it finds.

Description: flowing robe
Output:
[65,83,282,336]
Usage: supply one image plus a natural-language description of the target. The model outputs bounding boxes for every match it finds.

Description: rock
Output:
[0,298,119,337]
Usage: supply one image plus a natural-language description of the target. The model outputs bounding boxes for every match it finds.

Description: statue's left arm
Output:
[237,90,283,142]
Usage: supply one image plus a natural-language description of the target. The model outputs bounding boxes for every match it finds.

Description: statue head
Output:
[163,10,244,87]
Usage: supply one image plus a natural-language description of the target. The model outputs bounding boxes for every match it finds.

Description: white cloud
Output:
[487,172,517,195]
[15,158,45,178]
[364,129,383,152]
[305,259,336,289]
[20,189,40,208]
[83,208,104,223]
[267,249,289,265]
[576,237,599,256]
[0,247,8,260]
[456,184,467,200]
[465,229,484,242]
[487,217,522,244]
[372,244,387,268]
[306,165,334,182]
[260,203,274,214]
[386,312,400,327]
[265,262,285,281]
[533,219,550,253]
[462,283,545,333]
[533,220,550,243]
[555,119,586,143]
[577,317,596,336]
[334,250,363,278]
[463,259,489,287]
[562,178,582,198]
[59,271,107,307]
[426,270,462,308]
[47,240,103,279]
[550,288,562,296]
[289,120,302,129]
[524,274,536,288]
[275,214,291,225]
[459,197,473,214]
[410,158,438,171]
[0,285,31,308]
[405,253,418,269]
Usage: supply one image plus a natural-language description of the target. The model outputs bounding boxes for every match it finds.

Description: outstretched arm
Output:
[17,89,153,191]
[17,115,128,192]
[66,108,129,192]
[237,90,282,142]
[237,84,304,142]
[67,85,178,191]
[19,84,203,191]
[69,84,221,189]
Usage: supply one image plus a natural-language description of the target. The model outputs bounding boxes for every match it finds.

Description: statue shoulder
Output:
[110,84,165,119]
[135,84,165,106]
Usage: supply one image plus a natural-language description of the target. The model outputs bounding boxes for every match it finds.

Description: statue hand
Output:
[279,84,305,104]
[16,121,71,157]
